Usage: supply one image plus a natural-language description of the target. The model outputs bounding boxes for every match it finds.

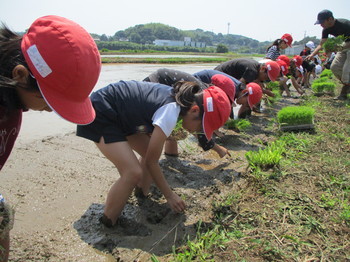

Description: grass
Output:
[156,82,350,261]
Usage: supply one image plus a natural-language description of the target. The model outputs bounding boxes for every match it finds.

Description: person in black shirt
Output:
[308,10,350,100]
[214,58,279,98]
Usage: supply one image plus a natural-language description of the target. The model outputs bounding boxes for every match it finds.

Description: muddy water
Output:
[17,63,239,145]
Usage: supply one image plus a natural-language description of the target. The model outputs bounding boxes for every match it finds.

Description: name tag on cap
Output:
[27,45,52,78]
[248,86,253,94]
[206,97,214,112]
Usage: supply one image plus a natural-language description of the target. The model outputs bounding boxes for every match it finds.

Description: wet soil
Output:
[0,96,301,261]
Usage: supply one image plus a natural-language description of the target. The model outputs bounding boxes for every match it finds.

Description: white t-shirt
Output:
[315,64,322,75]
[152,102,181,137]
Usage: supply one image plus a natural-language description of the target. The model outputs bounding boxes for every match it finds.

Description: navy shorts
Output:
[77,107,128,144]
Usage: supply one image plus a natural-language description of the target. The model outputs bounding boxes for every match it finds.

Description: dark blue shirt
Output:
[193,69,243,100]
[90,80,175,135]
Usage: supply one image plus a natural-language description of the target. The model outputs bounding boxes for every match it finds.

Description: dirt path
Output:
[0,96,300,261]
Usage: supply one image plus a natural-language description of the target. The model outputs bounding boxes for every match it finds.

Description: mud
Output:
[0,96,300,261]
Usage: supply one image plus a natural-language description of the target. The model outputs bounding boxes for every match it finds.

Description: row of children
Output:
[265,9,350,100]
[0,16,264,261]
[1,8,349,261]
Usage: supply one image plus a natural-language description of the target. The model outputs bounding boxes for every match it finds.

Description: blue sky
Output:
[0,0,349,42]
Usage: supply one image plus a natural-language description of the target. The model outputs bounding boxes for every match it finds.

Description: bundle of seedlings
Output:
[225,119,251,132]
[245,140,286,171]
[311,81,336,96]
[265,81,281,104]
[169,119,188,140]
[277,106,315,131]
[323,35,347,53]
[319,69,334,79]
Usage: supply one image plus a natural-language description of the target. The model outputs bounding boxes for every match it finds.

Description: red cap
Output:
[21,15,101,125]
[202,86,231,140]
[246,83,263,109]
[277,55,291,66]
[292,55,303,67]
[264,60,281,82]
[281,33,293,47]
[276,60,289,76]
[210,74,235,103]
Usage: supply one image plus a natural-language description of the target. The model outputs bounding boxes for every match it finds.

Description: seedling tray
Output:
[280,123,315,131]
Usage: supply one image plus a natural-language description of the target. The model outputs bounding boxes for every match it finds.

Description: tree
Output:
[216,44,228,53]
[100,34,109,41]
[130,33,142,44]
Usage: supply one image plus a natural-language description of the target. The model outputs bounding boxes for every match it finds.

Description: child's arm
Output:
[256,81,275,97]
[145,126,186,213]
[212,143,231,158]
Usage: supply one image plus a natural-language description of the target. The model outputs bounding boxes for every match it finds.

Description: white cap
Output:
[306,41,315,50]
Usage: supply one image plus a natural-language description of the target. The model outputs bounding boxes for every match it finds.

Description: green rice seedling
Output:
[172,223,230,261]
[323,35,347,53]
[225,119,251,131]
[266,81,280,91]
[245,140,285,170]
[312,77,329,84]
[265,81,282,104]
[277,106,315,126]
[319,69,333,79]
[311,81,336,94]
[170,119,188,140]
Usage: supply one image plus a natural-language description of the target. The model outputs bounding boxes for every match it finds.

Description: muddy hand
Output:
[167,192,186,213]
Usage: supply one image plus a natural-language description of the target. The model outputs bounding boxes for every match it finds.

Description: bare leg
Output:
[127,134,154,195]
[279,77,291,97]
[96,137,143,225]
[0,233,9,262]
[164,139,179,157]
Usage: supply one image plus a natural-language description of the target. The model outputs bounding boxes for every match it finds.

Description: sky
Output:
[0,0,349,42]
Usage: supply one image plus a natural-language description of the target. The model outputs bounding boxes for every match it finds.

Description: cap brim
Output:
[267,71,277,82]
[247,97,254,109]
[314,20,322,25]
[202,112,214,140]
[39,83,95,125]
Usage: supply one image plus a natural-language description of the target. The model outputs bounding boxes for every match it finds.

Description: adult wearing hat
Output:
[307,10,350,100]
[0,16,101,261]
